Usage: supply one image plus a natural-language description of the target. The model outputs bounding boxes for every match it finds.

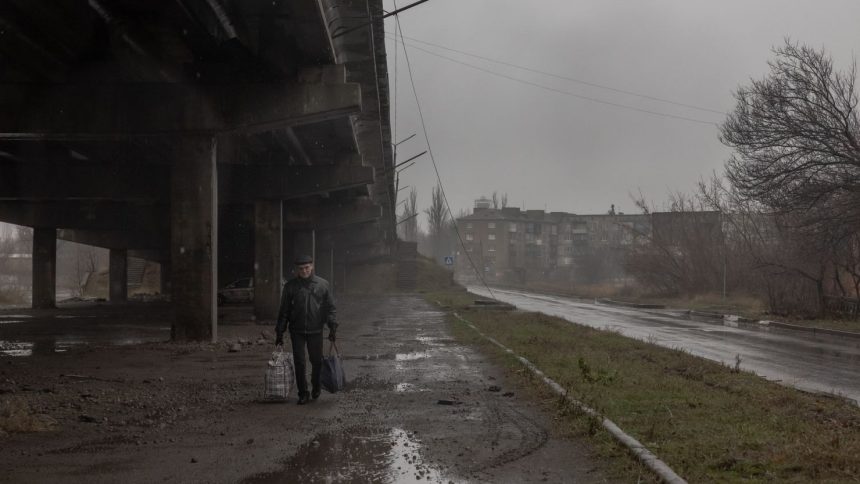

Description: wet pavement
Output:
[0,303,172,356]
[1,294,613,483]
[242,295,611,483]
[0,302,267,357]
[470,286,860,404]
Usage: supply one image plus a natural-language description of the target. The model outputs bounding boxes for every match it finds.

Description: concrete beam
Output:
[220,164,374,202]
[0,201,164,231]
[0,81,361,140]
[0,160,372,205]
[0,83,220,140]
[0,161,168,201]
[284,200,382,230]
[228,82,362,135]
[57,228,168,251]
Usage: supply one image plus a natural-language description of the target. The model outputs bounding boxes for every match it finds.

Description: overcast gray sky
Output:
[382,0,860,222]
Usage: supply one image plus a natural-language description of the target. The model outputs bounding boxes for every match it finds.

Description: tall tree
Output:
[720,40,860,231]
[425,184,449,262]
[397,187,419,241]
[719,40,860,316]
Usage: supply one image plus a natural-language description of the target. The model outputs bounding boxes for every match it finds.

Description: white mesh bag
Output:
[264,349,294,401]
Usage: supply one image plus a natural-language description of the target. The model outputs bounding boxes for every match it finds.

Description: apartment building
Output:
[455,199,651,284]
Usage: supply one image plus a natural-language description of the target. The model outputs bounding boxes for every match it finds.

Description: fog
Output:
[384,0,860,219]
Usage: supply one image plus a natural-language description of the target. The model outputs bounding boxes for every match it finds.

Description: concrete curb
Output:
[452,311,688,484]
[756,320,860,339]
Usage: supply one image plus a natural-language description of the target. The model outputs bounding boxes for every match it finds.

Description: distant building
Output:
[455,198,719,286]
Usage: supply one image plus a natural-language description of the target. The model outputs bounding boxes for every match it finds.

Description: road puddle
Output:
[395,352,431,361]
[244,427,459,483]
[0,320,24,324]
[346,352,432,362]
[394,382,429,393]
[0,341,33,356]
[0,336,157,357]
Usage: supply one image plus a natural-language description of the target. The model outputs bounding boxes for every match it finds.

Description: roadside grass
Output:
[414,255,457,292]
[428,289,860,483]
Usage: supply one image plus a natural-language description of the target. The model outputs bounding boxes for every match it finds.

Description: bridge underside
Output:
[0,0,396,340]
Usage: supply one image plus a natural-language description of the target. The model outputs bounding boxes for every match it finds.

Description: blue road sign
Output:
[444,256,454,266]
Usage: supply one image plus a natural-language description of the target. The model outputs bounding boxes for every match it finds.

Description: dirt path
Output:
[1,295,613,483]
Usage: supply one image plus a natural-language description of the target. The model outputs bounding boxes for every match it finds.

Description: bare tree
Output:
[500,192,508,209]
[73,244,98,297]
[698,176,840,316]
[626,191,725,296]
[425,184,449,262]
[718,40,860,316]
[720,40,860,231]
[397,187,419,242]
[15,226,33,253]
[491,191,499,209]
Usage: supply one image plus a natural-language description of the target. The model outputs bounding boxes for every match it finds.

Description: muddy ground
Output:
[1,295,614,483]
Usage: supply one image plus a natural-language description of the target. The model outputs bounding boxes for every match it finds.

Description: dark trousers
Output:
[290,332,323,395]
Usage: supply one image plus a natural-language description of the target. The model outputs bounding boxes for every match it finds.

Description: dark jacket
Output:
[275,275,337,337]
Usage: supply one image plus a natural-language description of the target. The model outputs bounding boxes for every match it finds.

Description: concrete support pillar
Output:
[171,137,218,342]
[159,261,170,295]
[31,227,56,309]
[109,249,128,303]
[253,201,282,322]
[315,234,335,290]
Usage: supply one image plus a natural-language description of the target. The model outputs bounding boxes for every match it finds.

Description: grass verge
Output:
[428,287,860,483]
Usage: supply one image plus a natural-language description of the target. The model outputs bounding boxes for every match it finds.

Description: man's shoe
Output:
[311,389,321,400]
[297,393,310,405]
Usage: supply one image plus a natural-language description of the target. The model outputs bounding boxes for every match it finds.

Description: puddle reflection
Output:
[0,337,161,357]
[394,383,428,393]
[395,352,430,361]
[244,427,460,484]
[0,341,33,357]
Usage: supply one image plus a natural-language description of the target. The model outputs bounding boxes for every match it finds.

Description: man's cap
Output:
[294,254,314,265]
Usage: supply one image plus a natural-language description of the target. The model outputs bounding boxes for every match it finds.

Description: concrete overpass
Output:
[0,0,397,340]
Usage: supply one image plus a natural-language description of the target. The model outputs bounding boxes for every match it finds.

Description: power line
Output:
[385,34,720,127]
[393,11,496,299]
[390,33,727,115]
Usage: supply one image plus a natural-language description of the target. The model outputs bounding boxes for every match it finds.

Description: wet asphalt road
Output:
[469,286,860,404]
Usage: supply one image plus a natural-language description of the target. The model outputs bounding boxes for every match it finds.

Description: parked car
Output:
[218,278,254,304]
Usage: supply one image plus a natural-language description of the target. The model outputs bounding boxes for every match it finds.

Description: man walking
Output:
[275,255,337,405]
